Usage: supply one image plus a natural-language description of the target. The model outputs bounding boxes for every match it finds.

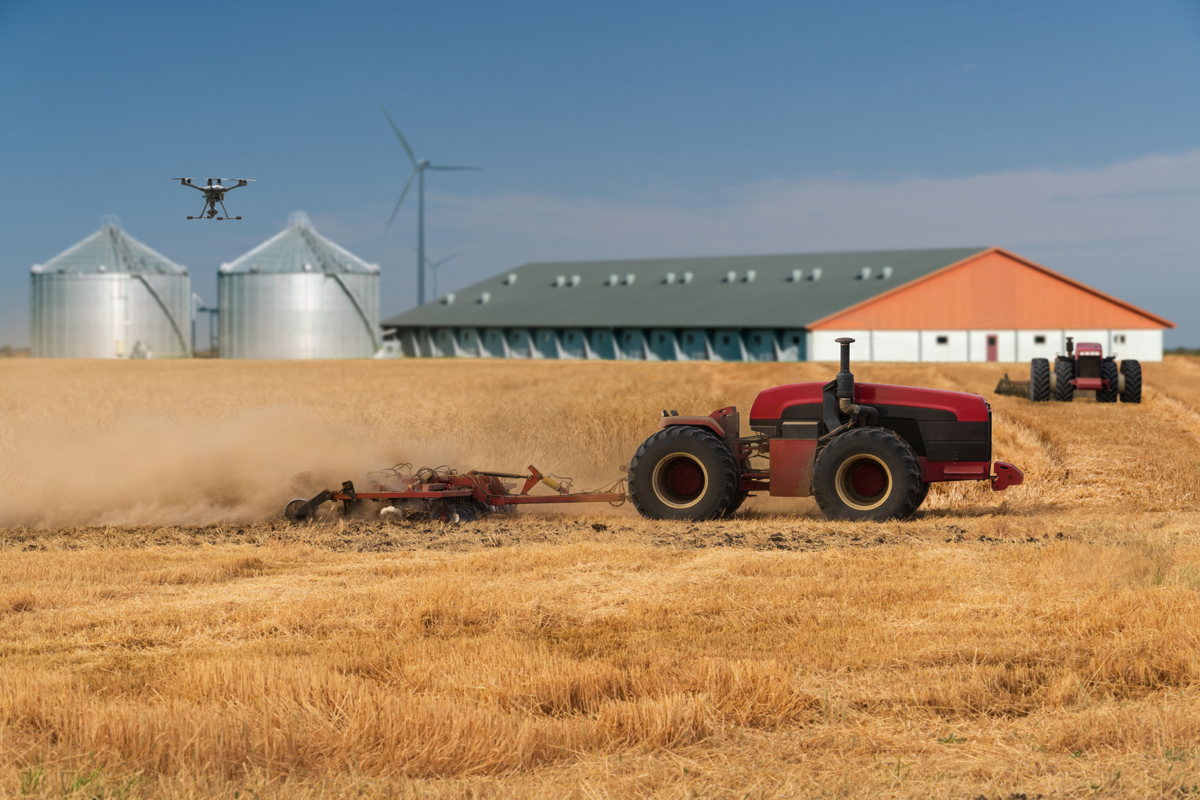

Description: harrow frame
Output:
[284,465,626,522]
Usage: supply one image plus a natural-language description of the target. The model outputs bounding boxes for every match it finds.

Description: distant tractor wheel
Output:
[629,426,739,520]
[1055,358,1075,402]
[811,428,922,522]
[1097,359,1119,403]
[1029,358,1051,402]
[1120,360,1142,403]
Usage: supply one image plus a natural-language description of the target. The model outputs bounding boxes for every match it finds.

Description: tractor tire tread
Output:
[629,426,739,521]
[812,427,923,522]
[1029,358,1051,402]
[1055,358,1075,402]
[1120,359,1142,403]
[1097,358,1119,403]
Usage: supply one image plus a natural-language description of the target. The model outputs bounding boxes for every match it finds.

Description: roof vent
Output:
[663,272,676,284]
[624,273,636,286]
[724,270,737,283]
[442,293,456,305]
[478,292,491,304]
[743,269,756,282]
[303,263,313,272]
[100,214,122,230]
[553,275,566,287]
[97,264,107,273]
[607,274,620,286]
[879,266,893,279]
[570,275,581,286]
[288,211,311,229]
[858,267,872,280]
[504,272,518,285]
[809,268,822,281]
[789,269,802,282]
[681,271,693,283]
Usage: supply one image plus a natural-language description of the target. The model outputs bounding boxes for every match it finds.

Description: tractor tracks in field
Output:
[1145,385,1200,447]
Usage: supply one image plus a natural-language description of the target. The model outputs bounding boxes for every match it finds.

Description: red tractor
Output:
[628,338,1022,522]
[1028,336,1141,403]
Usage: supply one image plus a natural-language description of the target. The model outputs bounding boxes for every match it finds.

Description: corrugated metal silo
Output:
[30,219,191,358]
[218,212,381,359]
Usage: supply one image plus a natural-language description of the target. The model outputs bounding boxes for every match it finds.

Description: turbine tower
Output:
[380,103,478,306]
[408,244,459,301]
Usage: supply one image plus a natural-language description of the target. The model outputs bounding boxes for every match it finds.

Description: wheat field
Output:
[3,356,1200,799]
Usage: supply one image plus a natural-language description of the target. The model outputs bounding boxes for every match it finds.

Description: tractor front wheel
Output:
[811,428,922,522]
[1055,358,1075,402]
[1120,360,1142,403]
[1029,358,1051,401]
[1097,359,1119,403]
[629,426,739,520]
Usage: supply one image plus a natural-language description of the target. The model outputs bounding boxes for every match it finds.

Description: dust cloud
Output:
[0,408,409,527]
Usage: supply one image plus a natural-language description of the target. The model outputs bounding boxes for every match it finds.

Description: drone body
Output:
[174,178,254,220]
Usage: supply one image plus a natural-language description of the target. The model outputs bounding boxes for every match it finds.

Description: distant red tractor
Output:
[1028,336,1141,403]
[628,338,1022,522]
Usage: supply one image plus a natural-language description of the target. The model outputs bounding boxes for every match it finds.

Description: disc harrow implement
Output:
[283,464,626,522]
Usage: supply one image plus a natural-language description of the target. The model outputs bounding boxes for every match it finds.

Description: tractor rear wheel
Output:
[908,481,931,515]
[1029,358,1051,401]
[1120,360,1142,403]
[629,426,739,520]
[1055,358,1075,402]
[722,490,749,517]
[1097,359,1119,403]
[811,428,922,522]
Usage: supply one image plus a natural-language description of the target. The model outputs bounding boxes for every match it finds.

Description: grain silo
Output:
[218,212,380,359]
[30,218,191,358]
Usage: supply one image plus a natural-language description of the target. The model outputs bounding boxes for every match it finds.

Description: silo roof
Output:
[32,224,187,275]
[221,213,378,275]
[382,247,988,329]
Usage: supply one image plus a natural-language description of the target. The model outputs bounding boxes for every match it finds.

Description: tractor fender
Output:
[658,416,726,439]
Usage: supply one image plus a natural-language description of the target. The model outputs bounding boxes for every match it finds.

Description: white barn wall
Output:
[1015,331,1060,362]
[968,331,1016,362]
[919,331,969,362]
[810,331,871,362]
[870,331,920,361]
[1118,330,1162,361]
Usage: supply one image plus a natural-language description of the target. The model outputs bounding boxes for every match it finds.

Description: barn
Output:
[381,247,1173,362]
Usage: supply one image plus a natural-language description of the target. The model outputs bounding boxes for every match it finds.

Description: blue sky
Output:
[3,0,1200,347]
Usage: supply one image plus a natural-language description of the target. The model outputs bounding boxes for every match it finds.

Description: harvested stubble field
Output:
[4,357,1200,799]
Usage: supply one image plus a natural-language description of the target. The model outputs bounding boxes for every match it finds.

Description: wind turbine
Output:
[380,103,478,306]
[408,244,459,301]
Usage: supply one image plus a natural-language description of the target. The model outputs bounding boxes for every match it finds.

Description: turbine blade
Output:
[427,165,480,171]
[385,170,418,233]
[378,102,418,166]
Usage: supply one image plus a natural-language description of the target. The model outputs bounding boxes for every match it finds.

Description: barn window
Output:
[686,335,694,344]
[936,336,949,345]
[753,335,762,345]
[792,336,800,344]
[1034,335,1046,345]
[723,335,731,345]
[1114,334,1126,344]
[566,334,574,342]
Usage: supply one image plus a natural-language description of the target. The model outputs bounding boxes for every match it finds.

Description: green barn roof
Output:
[382,248,988,329]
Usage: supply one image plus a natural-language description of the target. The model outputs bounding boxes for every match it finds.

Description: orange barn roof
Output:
[809,248,1173,330]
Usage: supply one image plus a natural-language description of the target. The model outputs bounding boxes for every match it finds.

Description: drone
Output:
[173,177,255,220]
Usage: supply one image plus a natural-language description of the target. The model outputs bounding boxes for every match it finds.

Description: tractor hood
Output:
[750,382,990,423]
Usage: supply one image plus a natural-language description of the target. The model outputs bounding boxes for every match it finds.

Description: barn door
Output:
[986,334,998,362]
